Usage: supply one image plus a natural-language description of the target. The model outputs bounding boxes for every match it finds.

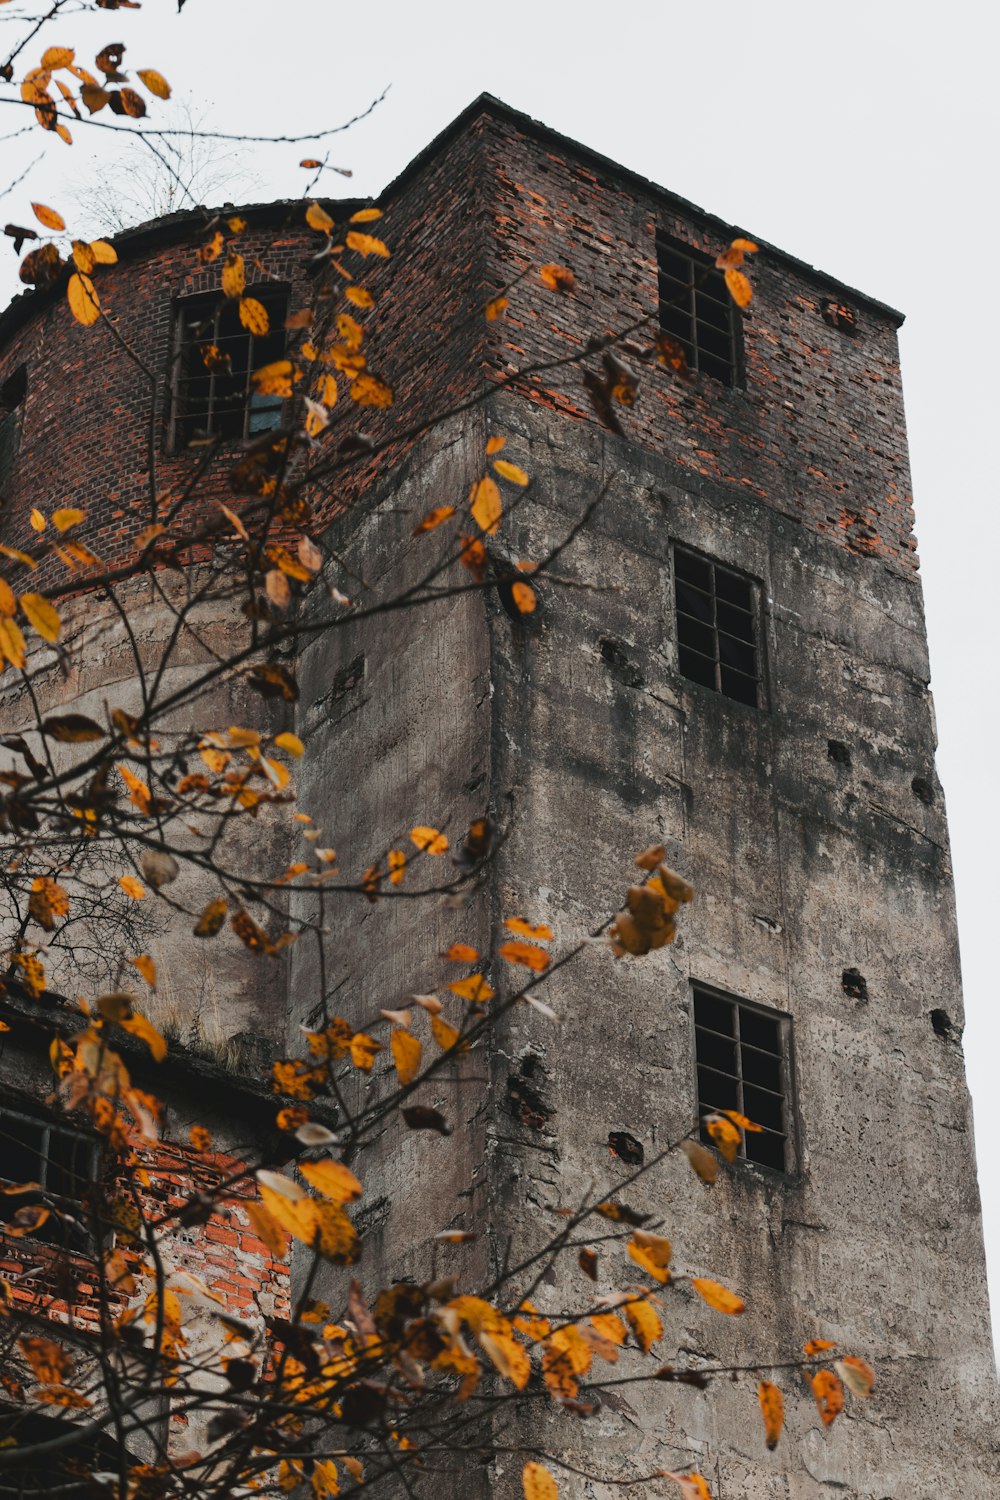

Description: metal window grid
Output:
[169,286,289,449]
[673,544,762,707]
[0,1106,99,1246]
[692,985,791,1173]
[656,235,742,386]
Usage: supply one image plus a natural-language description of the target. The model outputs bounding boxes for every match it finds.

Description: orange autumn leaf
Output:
[724,267,752,308]
[447,974,494,1003]
[803,1337,837,1357]
[32,203,65,231]
[758,1380,784,1450]
[627,1229,672,1283]
[497,939,550,973]
[539,263,576,292]
[690,1278,744,1315]
[492,459,529,487]
[445,943,479,962]
[485,435,506,455]
[19,593,61,643]
[485,296,509,321]
[118,874,145,900]
[345,230,390,258]
[388,849,407,884]
[623,1295,662,1352]
[410,825,448,854]
[413,505,455,535]
[705,1113,741,1163]
[67,273,99,326]
[522,1461,558,1500]
[430,1013,462,1051]
[129,954,156,987]
[470,475,502,535]
[306,202,334,233]
[504,917,553,941]
[809,1368,845,1426]
[390,1029,422,1086]
[511,582,537,614]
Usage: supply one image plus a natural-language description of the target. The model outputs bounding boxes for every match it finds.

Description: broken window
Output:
[0,365,27,503]
[673,544,762,707]
[657,235,741,385]
[0,1105,100,1247]
[693,986,792,1173]
[169,286,289,448]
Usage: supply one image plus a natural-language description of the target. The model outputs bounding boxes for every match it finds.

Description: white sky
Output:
[2,0,998,1346]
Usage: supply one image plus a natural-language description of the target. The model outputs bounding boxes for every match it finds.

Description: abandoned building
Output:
[0,94,996,1495]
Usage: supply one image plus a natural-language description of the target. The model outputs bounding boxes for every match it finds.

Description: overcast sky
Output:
[2,0,997,1345]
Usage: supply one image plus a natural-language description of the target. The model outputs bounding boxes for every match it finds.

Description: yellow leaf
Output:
[388,848,406,884]
[504,917,553,940]
[470,475,502,535]
[498,939,550,973]
[430,1014,461,1051]
[0,617,26,669]
[298,1159,362,1205]
[804,1337,837,1356]
[72,240,95,274]
[485,435,506,455]
[493,459,529,487]
[480,1330,530,1389]
[809,1368,845,1426]
[349,1031,381,1070]
[121,1011,167,1062]
[136,68,171,99]
[312,1458,340,1499]
[511,581,537,614]
[129,955,156,987]
[18,591,60,645]
[41,47,75,69]
[627,1230,672,1283]
[758,1380,784,1450]
[522,1460,558,1500]
[118,875,145,900]
[690,1278,744,1315]
[52,507,84,532]
[221,253,245,299]
[623,1295,662,1352]
[29,509,45,532]
[252,359,294,397]
[239,297,270,335]
[350,372,393,407]
[705,1113,741,1163]
[835,1355,875,1398]
[724,268,752,309]
[349,207,382,223]
[345,230,390,258]
[447,974,494,1003]
[0,578,14,617]
[391,1029,422,1086]
[345,285,374,308]
[274,732,304,757]
[67,273,99,326]
[89,239,117,265]
[680,1139,718,1183]
[445,942,479,962]
[246,1201,288,1258]
[589,1311,627,1346]
[485,296,509,321]
[412,504,455,535]
[32,203,65,231]
[539,263,575,292]
[410,825,448,854]
[306,202,334,233]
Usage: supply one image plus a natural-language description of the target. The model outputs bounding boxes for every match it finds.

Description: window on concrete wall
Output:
[693,984,792,1173]
[672,544,763,707]
[169,286,289,449]
[0,365,27,503]
[0,1104,100,1247]
[656,234,742,385]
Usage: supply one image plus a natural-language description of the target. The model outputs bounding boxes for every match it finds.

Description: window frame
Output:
[671,542,767,709]
[0,365,27,502]
[0,1103,102,1249]
[690,982,796,1177]
[167,284,290,452]
[656,232,745,388]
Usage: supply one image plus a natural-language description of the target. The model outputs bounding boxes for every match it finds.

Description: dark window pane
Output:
[716,599,754,641]
[674,550,713,591]
[173,288,288,447]
[697,1065,739,1113]
[657,235,738,385]
[741,1047,783,1092]
[696,322,731,364]
[720,667,758,706]
[695,1027,737,1075]
[694,991,734,1035]
[742,1084,784,1134]
[714,568,753,611]
[676,579,715,625]
[745,1129,786,1171]
[679,645,717,690]
[678,616,716,660]
[740,1010,781,1054]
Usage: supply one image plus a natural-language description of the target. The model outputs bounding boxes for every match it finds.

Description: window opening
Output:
[0,1105,99,1247]
[170,287,289,448]
[673,545,761,707]
[657,235,741,385]
[0,365,27,501]
[693,986,790,1172]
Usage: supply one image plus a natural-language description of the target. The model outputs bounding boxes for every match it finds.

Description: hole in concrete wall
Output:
[841,968,868,1001]
[328,654,364,703]
[911,775,935,806]
[507,1055,552,1130]
[827,739,851,768]
[821,298,858,334]
[599,637,644,689]
[608,1130,644,1165]
[931,1009,953,1039]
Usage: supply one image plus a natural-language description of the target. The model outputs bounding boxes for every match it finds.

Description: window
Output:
[657,235,741,385]
[673,545,762,707]
[169,286,289,448]
[693,986,792,1173]
[0,365,27,502]
[0,1106,99,1247]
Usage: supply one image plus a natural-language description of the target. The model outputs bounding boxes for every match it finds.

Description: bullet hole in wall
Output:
[842,968,868,1001]
[931,1009,954,1040]
[911,775,935,806]
[608,1130,644,1165]
[827,739,851,768]
[599,638,644,689]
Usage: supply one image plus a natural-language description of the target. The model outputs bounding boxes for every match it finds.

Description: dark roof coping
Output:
[0,92,903,352]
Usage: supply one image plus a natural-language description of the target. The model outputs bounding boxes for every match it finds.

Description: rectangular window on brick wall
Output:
[692,985,793,1173]
[673,544,764,708]
[0,365,27,503]
[0,1104,100,1248]
[657,234,742,386]
[169,286,289,449]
